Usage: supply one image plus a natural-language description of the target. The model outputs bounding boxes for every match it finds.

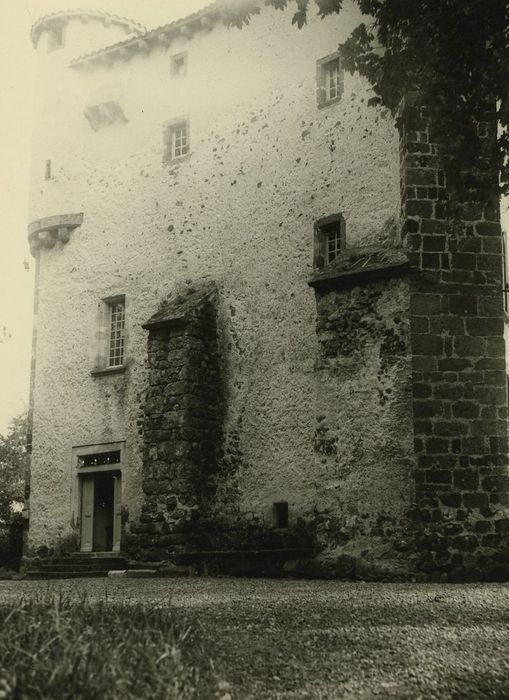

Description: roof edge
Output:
[69,2,222,68]
[31,9,146,47]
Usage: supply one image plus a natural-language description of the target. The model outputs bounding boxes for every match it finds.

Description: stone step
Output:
[37,562,126,572]
[69,552,128,561]
[26,570,109,580]
[57,556,126,566]
[54,557,127,567]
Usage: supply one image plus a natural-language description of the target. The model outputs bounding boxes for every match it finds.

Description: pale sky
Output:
[0,0,508,434]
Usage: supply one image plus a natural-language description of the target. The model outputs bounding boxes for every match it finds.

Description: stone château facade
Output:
[25,1,509,580]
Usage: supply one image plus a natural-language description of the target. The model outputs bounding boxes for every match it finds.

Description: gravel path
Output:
[1,578,509,699]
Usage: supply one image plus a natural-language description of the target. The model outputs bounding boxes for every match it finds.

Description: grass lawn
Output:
[0,594,219,699]
[1,578,509,698]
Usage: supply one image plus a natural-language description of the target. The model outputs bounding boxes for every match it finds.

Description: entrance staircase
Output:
[26,553,128,579]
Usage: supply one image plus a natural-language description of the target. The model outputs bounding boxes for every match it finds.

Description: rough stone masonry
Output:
[400,93,509,581]
[23,5,509,582]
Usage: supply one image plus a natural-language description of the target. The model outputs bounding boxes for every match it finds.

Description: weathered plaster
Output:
[27,2,404,565]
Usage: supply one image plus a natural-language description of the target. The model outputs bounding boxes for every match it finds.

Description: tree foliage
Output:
[0,413,27,524]
[222,0,509,199]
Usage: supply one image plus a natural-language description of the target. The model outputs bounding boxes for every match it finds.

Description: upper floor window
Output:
[313,214,346,269]
[108,300,125,368]
[171,52,188,78]
[316,53,344,107]
[48,24,65,52]
[164,119,190,162]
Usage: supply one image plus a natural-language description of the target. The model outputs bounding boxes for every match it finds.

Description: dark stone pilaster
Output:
[128,282,223,561]
[400,94,509,580]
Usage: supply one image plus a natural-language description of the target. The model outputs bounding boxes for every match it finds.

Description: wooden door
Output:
[112,473,122,553]
[80,475,94,553]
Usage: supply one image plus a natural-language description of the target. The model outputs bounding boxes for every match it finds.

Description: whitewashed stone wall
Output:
[27,3,405,557]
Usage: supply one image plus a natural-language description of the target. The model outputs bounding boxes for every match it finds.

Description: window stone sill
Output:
[308,245,409,292]
[317,95,342,109]
[91,365,126,378]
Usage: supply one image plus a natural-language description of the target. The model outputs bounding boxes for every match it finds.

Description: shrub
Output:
[0,515,23,571]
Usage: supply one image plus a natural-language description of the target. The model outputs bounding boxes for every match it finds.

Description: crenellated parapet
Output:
[28,213,84,256]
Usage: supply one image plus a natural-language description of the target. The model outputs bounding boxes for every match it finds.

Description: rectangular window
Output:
[108,300,125,367]
[325,59,341,101]
[171,52,187,77]
[316,53,344,107]
[164,119,190,162]
[313,214,346,269]
[172,122,189,158]
[326,227,342,263]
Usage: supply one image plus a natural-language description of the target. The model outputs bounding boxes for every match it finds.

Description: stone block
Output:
[125,569,158,578]
[453,469,479,491]
[411,334,443,356]
[462,492,489,510]
[448,295,478,316]
[476,222,500,236]
[466,317,504,337]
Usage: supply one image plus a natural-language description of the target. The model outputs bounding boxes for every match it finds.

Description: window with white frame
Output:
[326,227,342,262]
[172,122,189,158]
[170,52,188,77]
[313,214,346,269]
[92,295,126,376]
[164,119,190,162]
[108,300,125,367]
[316,53,344,107]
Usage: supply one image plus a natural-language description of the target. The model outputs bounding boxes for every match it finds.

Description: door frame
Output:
[72,441,124,553]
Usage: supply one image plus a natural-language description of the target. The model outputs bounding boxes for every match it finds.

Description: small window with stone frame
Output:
[92,295,126,376]
[164,119,190,162]
[313,214,346,269]
[170,52,188,78]
[316,53,344,107]
[48,23,65,52]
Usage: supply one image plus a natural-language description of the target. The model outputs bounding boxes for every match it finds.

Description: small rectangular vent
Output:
[273,501,289,529]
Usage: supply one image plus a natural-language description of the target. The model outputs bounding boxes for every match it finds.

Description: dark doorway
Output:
[93,472,115,551]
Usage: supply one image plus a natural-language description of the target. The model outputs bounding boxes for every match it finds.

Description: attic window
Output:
[171,52,187,77]
[84,102,127,131]
[316,53,344,107]
[313,214,346,269]
[48,24,65,52]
